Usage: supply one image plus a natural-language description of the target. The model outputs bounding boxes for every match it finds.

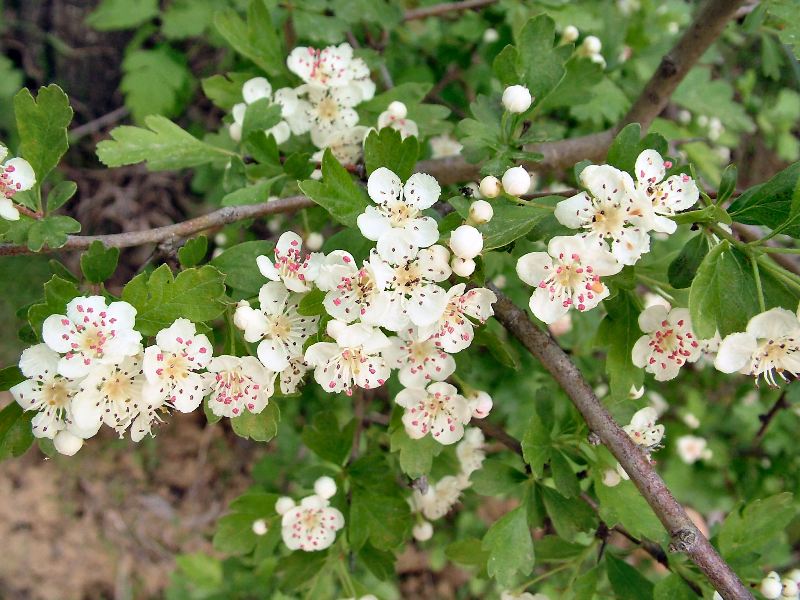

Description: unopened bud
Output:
[502,85,532,113]
[451,256,476,277]
[449,225,483,259]
[479,175,501,198]
[501,166,531,196]
[469,200,493,224]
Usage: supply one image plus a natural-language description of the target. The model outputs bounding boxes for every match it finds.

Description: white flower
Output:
[631,305,702,381]
[304,322,391,394]
[252,519,268,536]
[314,476,337,500]
[42,296,142,379]
[203,355,275,418]
[357,167,441,264]
[311,125,369,165]
[429,134,463,159]
[449,225,483,259]
[466,390,493,418]
[141,318,211,412]
[601,468,622,487]
[502,85,532,113]
[554,164,655,265]
[418,284,496,353]
[279,356,310,395]
[634,149,699,234]
[382,245,452,328]
[501,166,531,196]
[53,430,84,456]
[257,231,323,293]
[287,43,374,99]
[377,101,419,139]
[315,250,395,327]
[517,235,621,324]
[469,200,493,225]
[561,25,579,43]
[10,344,97,442]
[384,326,456,388]
[623,407,665,450]
[676,435,712,464]
[395,381,472,445]
[715,307,800,386]
[762,573,783,599]
[294,84,364,148]
[411,474,467,519]
[582,35,602,54]
[479,175,501,198]
[456,427,486,475]
[229,77,299,145]
[71,354,148,437]
[233,282,319,372]
[451,256,476,277]
[0,144,36,221]
[483,28,499,43]
[280,493,345,552]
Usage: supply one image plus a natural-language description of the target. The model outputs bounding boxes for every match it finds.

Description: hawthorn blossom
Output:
[377,101,419,139]
[634,149,700,233]
[279,356,310,395]
[676,435,712,464]
[632,305,702,381]
[229,77,299,144]
[418,284,497,353]
[0,144,35,221]
[70,354,148,437]
[42,296,142,378]
[257,231,322,293]
[623,407,665,450]
[429,134,463,159]
[234,282,319,372]
[411,474,467,519]
[287,43,374,100]
[456,428,486,476]
[715,307,800,385]
[305,322,391,394]
[276,476,345,552]
[203,355,275,418]
[395,381,472,445]
[357,167,441,264]
[554,164,655,265]
[141,318,212,412]
[384,326,456,388]
[311,126,369,165]
[10,344,98,446]
[381,245,452,328]
[516,235,621,324]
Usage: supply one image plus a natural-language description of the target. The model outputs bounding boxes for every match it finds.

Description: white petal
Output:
[714,332,757,373]
[581,164,634,205]
[530,289,569,324]
[635,149,665,185]
[357,206,392,242]
[746,307,800,340]
[377,228,417,264]
[403,216,439,249]
[154,318,197,354]
[242,77,272,104]
[276,231,303,256]
[367,167,402,205]
[651,214,677,234]
[516,252,552,286]
[611,228,651,265]
[407,284,449,327]
[403,173,441,209]
[554,192,592,228]
[71,390,104,432]
[287,47,315,82]
[256,255,280,281]
[169,372,205,413]
[638,305,669,333]
[18,344,60,379]
[258,281,290,315]
[0,198,19,220]
[631,334,652,368]
[660,174,700,212]
[257,338,291,372]
[4,158,36,192]
[416,245,452,282]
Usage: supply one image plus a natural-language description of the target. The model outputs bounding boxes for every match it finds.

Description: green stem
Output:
[758,257,800,293]
[751,255,766,313]
[335,557,357,597]
[761,246,800,255]
[514,561,573,594]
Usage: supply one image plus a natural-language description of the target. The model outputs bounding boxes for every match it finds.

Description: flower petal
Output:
[635,149,665,185]
[367,167,402,205]
[714,332,757,373]
[516,252,552,286]
[403,173,440,209]
[554,192,592,228]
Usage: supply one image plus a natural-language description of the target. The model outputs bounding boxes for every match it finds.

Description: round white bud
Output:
[412,521,434,541]
[387,101,408,119]
[562,25,579,43]
[502,85,533,113]
[761,576,783,599]
[305,231,324,251]
[697,114,709,127]
[251,518,268,536]
[53,430,83,456]
[468,390,493,419]
[582,35,602,54]
[275,496,296,516]
[479,175,502,198]
[314,476,337,500]
[602,469,622,487]
[214,232,228,246]
[449,225,483,259]
[451,256,476,277]
[326,319,348,341]
[483,28,499,43]
[501,166,531,196]
[788,570,800,584]
[469,200,493,224]
[782,579,799,597]
[677,109,692,124]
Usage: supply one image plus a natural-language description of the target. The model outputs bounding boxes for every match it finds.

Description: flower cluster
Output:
[275,476,344,552]
[760,570,800,600]
[0,143,36,221]
[604,406,664,486]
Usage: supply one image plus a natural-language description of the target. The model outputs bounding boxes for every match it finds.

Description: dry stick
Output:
[489,287,753,600]
[404,0,497,21]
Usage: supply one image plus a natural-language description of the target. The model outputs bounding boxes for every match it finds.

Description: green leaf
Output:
[537,57,604,112]
[596,291,644,400]
[202,73,252,111]
[121,264,227,336]
[571,78,630,127]
[606,553,654,600]
[533,536,587,561]
[606,123,642,175]
[482,506,533,587]
[718,493,797,558]
[473,323,520,369]
[389,426,443,478]
[214,0,284,77]
[728,163,800,236]
[242,98,282,141]
[174,553,223,589]
[653,574,696,600]
[541,486,596,540]
[86,0,158,30]
[492,45,521,86]
[97,115,232,171]
[516,15,566,102]
[121,47,193,123]
[673,68,753,133]
[211,240,271,297]
[14,85,73,183]
[0,366,25,391]
[358,543,395,581]
[449,195,551,251]
[550,451,579,498]
[299,149,369,228]
[470,459,527,496]
[46,181,77,213]
[177,236,208,268]
[718,164,738,205]
[161,0,218,39]
[213,491,278,555]
[230,401,281,442]
[220,181,276,207]
[446,538,490,569]
[297,288,326,316]
[26,216,81,252]
[0,402,35,460]
[28,275,81,336]
[572,565,600,600]
[80,240,120,283]
[363,128,420,180]
[301,412,355,465]
[594,474,664,542]
[689,241,798,338]
[522,412,552,478]
[667,233,709,289]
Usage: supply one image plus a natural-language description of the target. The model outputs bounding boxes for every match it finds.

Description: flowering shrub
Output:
[2,0,800,598]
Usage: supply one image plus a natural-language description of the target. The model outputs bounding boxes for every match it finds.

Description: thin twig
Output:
[751,390,790,449]
[404,0,497,21]
[69,106,130,142]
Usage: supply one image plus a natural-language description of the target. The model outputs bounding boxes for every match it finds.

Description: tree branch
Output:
[404,0,497,21]
[751,389,790,450]
[489,286,752,599]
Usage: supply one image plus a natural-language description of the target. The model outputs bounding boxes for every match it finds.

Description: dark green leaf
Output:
[607,553,654,600]
[14,85,73,183]
[594,473,664,542]
[473,324,519,369]
[596,291,644,400]
[482,506,533,587]
[201,72,252,111]
[606,123,642,175]
[211,240,272,296]
[121,46,194,123]
[297,288,326,316]
[301,412,355,465]
[728,163,800,236]
[177,236,208,268]
[667,233,709,289]
[0,366,25,391]
[470,459,527,495]
[550,451,579,498]
[654,574,696,600]
[359,543,395,581]
[718,164,738,205]
[214,1,284,77]
[446,538,490,569]
[26,216,81,252]
[517,15,566,102]
[492,45,521,86]
[46,181,77,212]
[299,149,369,228]
[28,275,81,336]
[213,491,278,555]
[719,493,797,558]
[0,402,34,460]
[86,0,158,30]
[522,412,552,477]
[242,98,282,141]
[389,426,443,478]
[80,240,120,283]
[449,195,551,250]
[364,128,420,180]
[541,486,596,540]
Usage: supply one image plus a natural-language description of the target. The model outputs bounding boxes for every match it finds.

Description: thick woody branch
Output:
[489,287,752,600]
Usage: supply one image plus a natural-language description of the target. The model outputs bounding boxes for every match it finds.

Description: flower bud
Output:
[449,225,483,259]
[788,570,800,584]
[602,468,622,487]
[628,385,645,400]
[483,28,499,43]
[562,25,579,43]
[451,256,476,277]
[582,35,602,54]
[469,200,493,224]
[314,476,337,500]
[252,518,268,536]
[305,231,324,251]
[54,430,83,456]
[214,232,228,246]
[492,274,507,289]
[275,496,296,516]
[387,101,407,119]
[479,175,502,198]
[468,390,493,419]
[502,85,533,113]
[413,521,434,541]
[761,574,783,599]
[782,578,799,597]
[501,166,531,196]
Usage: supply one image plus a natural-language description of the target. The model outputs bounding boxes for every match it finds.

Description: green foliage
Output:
[718,493,797,559]
[121,47,194,123]
[516,15,568,103]
[85,0,158,30]
[211,240,272,297]
[25,216,81,252]
[363,128,420,180]
[606,553,654,600]
[299,150,369,228]
[80,240,120,283]
[0,402,34,460]
[593,473,664,542]
[213,491,279,555]
[728,162,800,236]
[27,275,81,336]
[241,99,282,142]
[0,366,25,391]
[606,123,668,176]
[449,195,552,250]
[597,291,644,400]
[214,0,284,77]
[46,181,77,213]
[177,236,208,268]
[482,505,533,587]
[668,233,709,289]
[301,411,355,465]
[231,402,281,442]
